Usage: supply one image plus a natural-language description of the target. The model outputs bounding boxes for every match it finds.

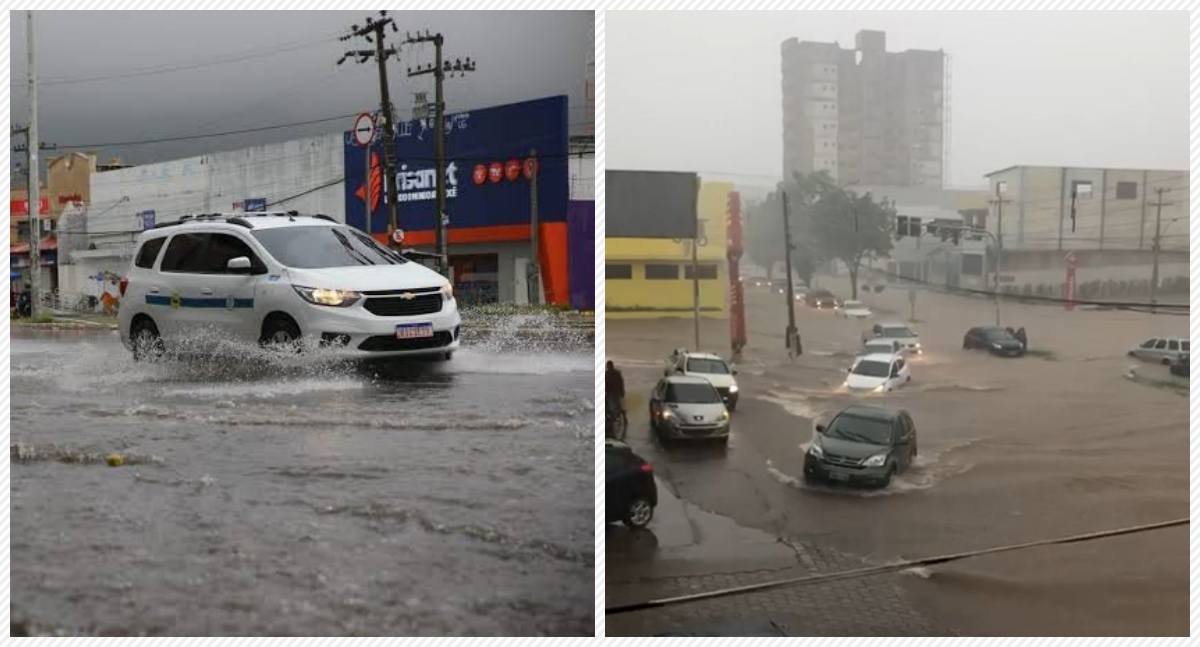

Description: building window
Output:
[644,264,679,280]
[683,264,719,280]
[1071,180,1093,198]
[607,263,632,280]
[1116,181,1138,200]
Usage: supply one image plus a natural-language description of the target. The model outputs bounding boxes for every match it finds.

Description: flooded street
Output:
[11,321,594,635]
[607,283,1187,636]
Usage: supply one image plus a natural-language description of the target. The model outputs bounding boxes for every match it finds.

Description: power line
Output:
[56,112,361,149]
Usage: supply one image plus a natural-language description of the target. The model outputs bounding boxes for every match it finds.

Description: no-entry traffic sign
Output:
[352,113,376,147]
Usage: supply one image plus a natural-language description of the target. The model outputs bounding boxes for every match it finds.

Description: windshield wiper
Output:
[330,228,375,266]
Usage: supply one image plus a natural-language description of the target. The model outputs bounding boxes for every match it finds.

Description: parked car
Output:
[649,375,731,443]
[844,353,911,392]
[605,439,657,528]
[868,322,922,354]
[859,339,901,358]
[1129,337,1190,365]
[962,326,1025,357]
[1169,353,1189,377]
[805,289,838,309]
[665,349,740,410]
[118,213,460,361]
[804,405,918,487]
[837,299,872,319]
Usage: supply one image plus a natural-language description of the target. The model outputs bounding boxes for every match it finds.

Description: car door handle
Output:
[201,288,214,295]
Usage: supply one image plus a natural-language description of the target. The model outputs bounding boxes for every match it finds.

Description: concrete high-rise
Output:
[782,30,947,187]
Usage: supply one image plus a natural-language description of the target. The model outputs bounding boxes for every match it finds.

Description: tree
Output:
[744,198,782,279]
[746,180,824,286]
[805,182,895,299]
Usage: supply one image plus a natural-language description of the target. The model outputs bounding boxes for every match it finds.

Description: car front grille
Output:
[821,452,863,469]
[363,290,443,317]
[358,330,453,352]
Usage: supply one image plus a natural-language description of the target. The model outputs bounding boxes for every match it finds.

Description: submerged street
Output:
[606,283,1187,636]
[11,319,594,636]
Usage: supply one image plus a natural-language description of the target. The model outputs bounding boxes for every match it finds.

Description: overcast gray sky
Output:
[606,11,1188,189]
[10,10,592,175]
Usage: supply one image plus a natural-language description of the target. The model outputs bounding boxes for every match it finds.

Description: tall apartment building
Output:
[782,30,946,187]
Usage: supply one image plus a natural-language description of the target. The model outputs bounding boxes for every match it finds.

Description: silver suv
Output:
[1129,337,1189,365]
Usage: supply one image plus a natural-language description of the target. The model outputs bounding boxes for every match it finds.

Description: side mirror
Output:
[815,424,826,434]
[227,256,252,273]
[732,369,739,375]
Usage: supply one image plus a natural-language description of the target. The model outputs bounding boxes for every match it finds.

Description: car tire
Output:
[130,317,165,362]
[623,497,654,528]
[1162,358,1171,366]
[261,315,302,352]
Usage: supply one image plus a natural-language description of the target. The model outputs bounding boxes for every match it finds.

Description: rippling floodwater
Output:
[10,326,593,636]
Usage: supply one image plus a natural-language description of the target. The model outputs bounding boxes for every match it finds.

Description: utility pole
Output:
[405,30,476,277]
[338,12,401,249]
[26,11,41,318]
[781,191,800,358]
[1149,187,1172,312]
[527,149,541,305]
[989,183,1011,294]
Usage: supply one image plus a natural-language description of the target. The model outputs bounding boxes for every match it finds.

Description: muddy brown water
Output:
[607,282,1187,635]
[10,326,594,636]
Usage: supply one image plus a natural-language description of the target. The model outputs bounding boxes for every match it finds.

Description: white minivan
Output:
[118,212,460,360]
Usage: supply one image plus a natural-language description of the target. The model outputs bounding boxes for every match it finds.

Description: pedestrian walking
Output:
[1015,327,1028,351]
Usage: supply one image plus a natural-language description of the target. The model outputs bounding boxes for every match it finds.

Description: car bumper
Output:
[658,421,730,439]
[295,299,462,358]
[988,347,1025,357]
[804,455,890,484]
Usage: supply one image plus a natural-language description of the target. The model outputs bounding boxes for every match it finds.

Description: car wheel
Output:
[623,497,654,528]
[130,318,165,362]
[261,315,302,352]
[1162,358,1171,366]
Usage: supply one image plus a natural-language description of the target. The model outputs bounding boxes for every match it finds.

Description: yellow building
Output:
[606,181,731,318]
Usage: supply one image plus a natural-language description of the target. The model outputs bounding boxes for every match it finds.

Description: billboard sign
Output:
[243,198,267,212]
[344,95,569,236]
[606,170,699,238]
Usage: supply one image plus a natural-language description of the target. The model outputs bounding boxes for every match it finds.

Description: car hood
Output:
[816,434,889,460]
[284,263,448,292]
[667,402,727,424]
[845,373,887,390]
[690,372,736,389]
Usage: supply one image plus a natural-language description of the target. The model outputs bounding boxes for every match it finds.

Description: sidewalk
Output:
[606,481,943,636]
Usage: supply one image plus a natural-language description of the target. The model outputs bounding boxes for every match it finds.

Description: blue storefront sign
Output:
[244,198,267,212]
[343,95,569,235]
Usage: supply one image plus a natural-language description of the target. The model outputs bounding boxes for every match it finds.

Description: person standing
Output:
[1015,326,1028,351]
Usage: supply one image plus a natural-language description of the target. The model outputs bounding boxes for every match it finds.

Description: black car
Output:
[963,326,1025,356]
[805,289,838,309]
[606,440,657,528]
[804,405,917,487]
[1170,353,1189,377]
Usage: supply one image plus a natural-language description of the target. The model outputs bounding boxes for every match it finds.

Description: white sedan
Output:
[844,353,912,392]
[838,300,872,319]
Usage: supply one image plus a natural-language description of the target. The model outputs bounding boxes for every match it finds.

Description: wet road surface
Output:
[11,325,593,636]
[607,282,1187,636]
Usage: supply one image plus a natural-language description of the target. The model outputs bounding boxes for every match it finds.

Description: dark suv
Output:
[963,326,1025,356]
[804,405,917,487]
[605,440,657,528]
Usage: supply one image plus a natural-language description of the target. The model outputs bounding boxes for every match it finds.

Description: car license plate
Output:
[828,471,850,482]
[395,323,434,339]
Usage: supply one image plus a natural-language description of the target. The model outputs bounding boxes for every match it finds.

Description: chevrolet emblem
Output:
[398,292,417,300]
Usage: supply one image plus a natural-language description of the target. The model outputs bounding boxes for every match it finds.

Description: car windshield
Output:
[852,360,891,377]
[251,226,407,268]
[864,344,893,354]
[982,327,1015,341]
[844,301,864,309]
[882,326,915,338]
[665,383,722,403]
[826,414,893,445]
[687,358,729,374]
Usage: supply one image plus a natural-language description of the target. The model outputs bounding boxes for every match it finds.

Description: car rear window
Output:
[134,237,166,269]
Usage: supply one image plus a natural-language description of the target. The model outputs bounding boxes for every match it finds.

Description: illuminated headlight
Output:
[807,441,824,458]
[293,285,361,307]
[862,453,888,467]
[661,409,674,419]
[873,384,886,393]
[719,410,730,421]
[728,384,739,393]
[440,283,454,300]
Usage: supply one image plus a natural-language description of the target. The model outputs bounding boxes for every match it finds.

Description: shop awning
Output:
[10,235,57,255]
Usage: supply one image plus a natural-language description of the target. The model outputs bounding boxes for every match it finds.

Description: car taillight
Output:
[118,278,129,297]
[640,462,653,474]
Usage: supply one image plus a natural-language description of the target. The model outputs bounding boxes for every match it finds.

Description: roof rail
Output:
[312,214,336,222]
[226,217,253,229]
